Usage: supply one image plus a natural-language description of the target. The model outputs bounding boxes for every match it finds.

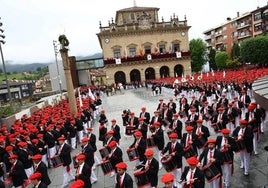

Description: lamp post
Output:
[53,40,62,97]
[0,18,12,102]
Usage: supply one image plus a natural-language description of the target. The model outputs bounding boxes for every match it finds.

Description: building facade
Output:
[203,3,268,54]
[97,5,191,85]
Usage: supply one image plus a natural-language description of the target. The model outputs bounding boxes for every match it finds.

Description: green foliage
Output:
[0,105,15,118]
[189,38,207,73]
[208,48,217,71]
[231,42,240,60]
[240,36,268,65]
[215,51,229,69]
[226,58,241,68]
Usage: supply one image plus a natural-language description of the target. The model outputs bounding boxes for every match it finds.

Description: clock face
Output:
[181,32,186,37]
[104,38,109,43]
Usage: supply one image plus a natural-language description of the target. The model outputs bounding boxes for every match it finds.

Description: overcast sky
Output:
[0,0,267,64]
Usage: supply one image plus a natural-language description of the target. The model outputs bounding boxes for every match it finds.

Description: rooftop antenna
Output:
[133,0,137,7]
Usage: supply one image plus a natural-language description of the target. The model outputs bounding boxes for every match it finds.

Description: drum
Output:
[196,136,206,149]
[202,163,221,182]
[4,178,13,188]
[125,126,135,136]
[234,139,246,152]
[127,148,139,161]
[100,160,114,175]
[51,155,63,168]
[183,146,197,159]
[99,146,110,159]
[146,137,156,148]
[161,156,177,172]
[221,151,232,164]
[134,170,150,187]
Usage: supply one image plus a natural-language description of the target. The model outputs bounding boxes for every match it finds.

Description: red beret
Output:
[251,102,257,106]
[207,138,216,144]
[173,114,179,117]
[32,154,42,160]
[108,141,117,148]
[241,89,246,93]
[18,141,27,148]
[134,131,142,137]
[240,119,248,125]
[29,172,42,180]
[141,107,146,110]
[161,172,174,183]
[70,180,85,188]
[5,145,13,152]
[9,154,18,160]
[111,119,116,122]
[196,119,203,123]
[31,139,38,144]
[76,154,86,161]
[86,127,93,131]
[0,138,5,144]
[204,101,209,104]
[218,107,225,111]
[81,137,89,143]
[169,133,178,139]
[248,105,255,110]
[185,126,194,131]
[221,128,230,134]
[144,149,154,156]
[115,162,127,169]
[37,134,43,139]
[57,136,66,141]
[186,156,199,165]
[153,121,161,126]
[228,102,233,106]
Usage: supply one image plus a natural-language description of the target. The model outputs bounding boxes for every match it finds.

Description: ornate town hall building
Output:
[97,4,191,85]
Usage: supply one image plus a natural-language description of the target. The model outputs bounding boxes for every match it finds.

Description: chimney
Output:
[237,12,240,17]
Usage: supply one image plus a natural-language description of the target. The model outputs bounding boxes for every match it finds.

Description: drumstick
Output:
[178,178,197,184]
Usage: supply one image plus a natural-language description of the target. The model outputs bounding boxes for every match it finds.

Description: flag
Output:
[124,47,127,59]
[78,87,82,108]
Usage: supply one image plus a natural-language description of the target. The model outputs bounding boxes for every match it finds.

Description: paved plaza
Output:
[48,87,268,188]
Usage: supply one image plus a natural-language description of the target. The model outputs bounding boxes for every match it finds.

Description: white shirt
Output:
[186,167,196,184]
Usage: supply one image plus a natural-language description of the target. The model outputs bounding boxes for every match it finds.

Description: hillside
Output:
[1,53,103,73]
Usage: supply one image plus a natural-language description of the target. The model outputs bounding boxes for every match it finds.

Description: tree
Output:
[240,35,268,65]
[231,42,240,60]
[208,48,217,71]
[189,38,207,73]
[36,67,42,72]
[215,51,229,70]
[0,68,3,74]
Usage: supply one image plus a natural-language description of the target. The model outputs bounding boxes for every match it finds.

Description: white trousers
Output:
[25,167,33,178]
[253,132,258,153]
[62,165,74,187]
[71,137,76,149]
[77,130,83,144]
[172,168,182,188]
[209,176,220,188]
[221,163,232,186]
[240,150,250,174]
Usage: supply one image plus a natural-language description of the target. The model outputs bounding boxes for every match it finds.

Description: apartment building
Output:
[204,3,268,54]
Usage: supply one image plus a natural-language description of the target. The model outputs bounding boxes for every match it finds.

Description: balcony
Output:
[104,51,191,65]
[237,21,251,30]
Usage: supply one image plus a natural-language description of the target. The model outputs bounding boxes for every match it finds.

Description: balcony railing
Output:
[104,51,191,65]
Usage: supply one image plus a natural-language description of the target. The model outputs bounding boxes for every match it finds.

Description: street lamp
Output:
[0,18,12,102]
[53,40,62,97]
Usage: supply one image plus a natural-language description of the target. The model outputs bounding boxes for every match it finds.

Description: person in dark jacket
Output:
[32,154,51,186]
[74,154,91,188]
[115,162,133,188]
[179,156,205,188]
[8,154,28,187]
[135,149,159,188]
[29,172,48,188]
[55,136,74,187]
[199,138,223,188]
[232,119,253,176]
[151,121,164,169]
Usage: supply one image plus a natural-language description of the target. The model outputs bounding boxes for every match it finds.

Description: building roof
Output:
[117,6,159,12]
